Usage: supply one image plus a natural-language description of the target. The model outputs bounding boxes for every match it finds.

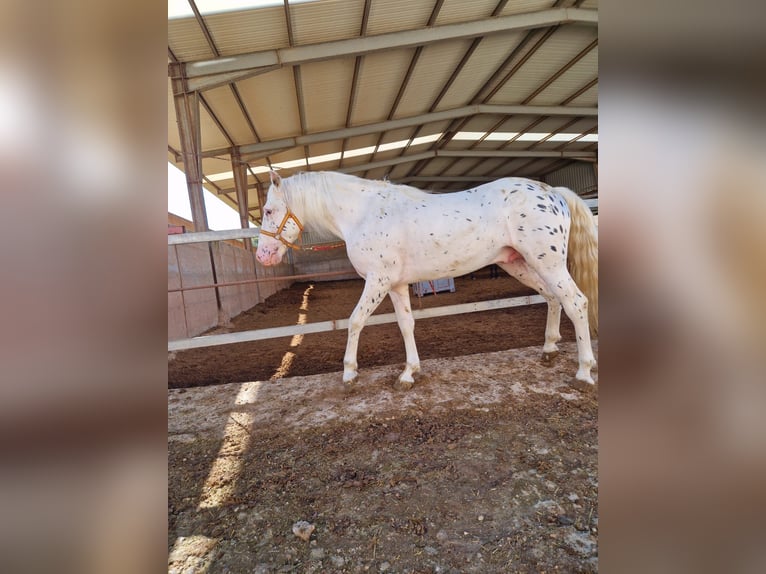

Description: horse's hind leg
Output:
[343,276,390,385]
[389,283,420,390]
[497,260,562,363]
[533,266,596,388]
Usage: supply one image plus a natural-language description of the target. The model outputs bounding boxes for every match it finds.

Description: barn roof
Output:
[168,0,597,227]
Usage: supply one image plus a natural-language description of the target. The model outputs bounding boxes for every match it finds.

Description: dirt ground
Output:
[168,270,598,573]
[168,272,577,388]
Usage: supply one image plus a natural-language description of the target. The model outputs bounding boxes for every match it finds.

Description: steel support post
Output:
[232,154,252,251]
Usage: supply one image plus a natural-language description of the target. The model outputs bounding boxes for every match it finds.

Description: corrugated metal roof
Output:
[543,160,597,195]
[168,19,217,61]
[433,32,525,111]
[366,0,437,35]
[169,0,598,219]
[200,85,253,143]
[234,68,302,140]
[565,81,598,107]
[526,47,598,105]
[434,0,503,26]
[498,0,560,18]
[204,8,290,56]
[488,27,595,104]
[300,59,356,132]
[394,40,474,118]
[350,48,416,124]
[291,0,366,44]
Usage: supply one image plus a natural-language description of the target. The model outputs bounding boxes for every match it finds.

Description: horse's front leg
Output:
[343,276,390,385]
[389,283,420,390]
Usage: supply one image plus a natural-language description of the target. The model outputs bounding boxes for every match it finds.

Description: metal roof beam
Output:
[337,149,596,174]
[201,103,597,160]
[439,150,596,159]
[338,152,435,174]
[398,176,497,184]
[172,8,598,89]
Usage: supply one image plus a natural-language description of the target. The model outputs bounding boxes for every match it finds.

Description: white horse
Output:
[256,170,598,390]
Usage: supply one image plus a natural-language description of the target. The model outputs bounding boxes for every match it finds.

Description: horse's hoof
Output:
[570,378,596,392]
[343,373,359,391]
[393,378,414,391]
[342,374,357,393]
[342,383,357,396]
[541,350,559,365]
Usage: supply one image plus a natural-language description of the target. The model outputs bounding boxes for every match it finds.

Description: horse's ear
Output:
[270,170,282,187]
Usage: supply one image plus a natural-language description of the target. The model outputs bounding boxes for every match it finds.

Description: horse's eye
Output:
[264,208,273,217]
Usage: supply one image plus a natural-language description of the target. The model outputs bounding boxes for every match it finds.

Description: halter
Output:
[259,209,305,250]
[259,196,347,253]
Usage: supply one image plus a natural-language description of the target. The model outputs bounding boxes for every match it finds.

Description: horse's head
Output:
[255,170,303,265]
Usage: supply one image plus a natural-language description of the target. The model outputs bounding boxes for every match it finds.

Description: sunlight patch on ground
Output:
[168,534,218,573]
[196,381,262,509]
[272,284,314,379]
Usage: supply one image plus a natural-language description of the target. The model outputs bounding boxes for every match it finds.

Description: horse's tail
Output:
[555,186,598,336]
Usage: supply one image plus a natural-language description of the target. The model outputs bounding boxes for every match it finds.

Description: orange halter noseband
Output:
[258,209,305,250]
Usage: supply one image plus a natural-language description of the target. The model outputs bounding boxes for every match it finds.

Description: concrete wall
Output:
[168,242,293,341]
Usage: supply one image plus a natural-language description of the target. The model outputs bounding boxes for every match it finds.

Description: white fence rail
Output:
[168,294,545,352]
[168,227,260,246]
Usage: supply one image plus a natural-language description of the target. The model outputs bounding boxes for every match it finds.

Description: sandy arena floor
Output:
[169,339,598,573]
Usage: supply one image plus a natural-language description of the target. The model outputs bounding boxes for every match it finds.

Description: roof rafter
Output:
[338,0,373,169]
[282,0,311,172]
[403,25,559,180]
[362,0,445,178]
[170,12,268,202]
[378,0,516,179]
[459,76,599,180]
[408,11,598,180]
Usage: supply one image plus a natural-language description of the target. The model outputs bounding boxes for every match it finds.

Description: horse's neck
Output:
[292,172,346,238]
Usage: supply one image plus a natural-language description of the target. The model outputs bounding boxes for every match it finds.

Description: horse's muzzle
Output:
[256,247,282,266]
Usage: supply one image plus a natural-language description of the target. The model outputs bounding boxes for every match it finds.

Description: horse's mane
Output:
[282,171,431,239]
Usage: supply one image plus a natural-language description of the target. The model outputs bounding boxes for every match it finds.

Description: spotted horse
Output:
[256,170,598,391]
